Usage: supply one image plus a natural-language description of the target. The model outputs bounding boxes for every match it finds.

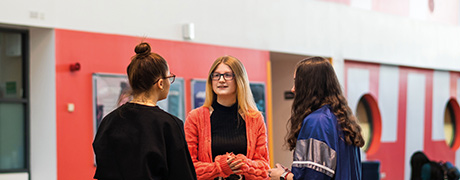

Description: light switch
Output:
[67,103,75,112]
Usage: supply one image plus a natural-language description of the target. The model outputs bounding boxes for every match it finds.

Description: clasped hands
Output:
[225,152,246,174]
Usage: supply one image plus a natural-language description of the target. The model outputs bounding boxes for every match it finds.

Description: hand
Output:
[226,154,244,174]
[268,163,287,180]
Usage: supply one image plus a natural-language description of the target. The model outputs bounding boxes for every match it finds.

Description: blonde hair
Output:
[203,56,258,118]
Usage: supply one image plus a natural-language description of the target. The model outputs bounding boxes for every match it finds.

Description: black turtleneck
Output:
[211,100,247,160]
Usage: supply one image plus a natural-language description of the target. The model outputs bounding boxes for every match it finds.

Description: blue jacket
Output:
[292,105,362,180]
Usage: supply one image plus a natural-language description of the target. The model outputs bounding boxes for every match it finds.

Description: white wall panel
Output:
[351,0,372,10]
[347,68,370,113]
[409,0,428,20]
[347,67,369,160]
[0,0,55,28]
[457,75,460,104]
[0,0,460,71]
[432,71,450,140]
[29,28,57,180]
[405,73,426,180]
[378,65,399,142]
[458,77,460,102]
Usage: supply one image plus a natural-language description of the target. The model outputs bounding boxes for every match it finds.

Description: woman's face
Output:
[212,63,237,98]
[158,69,171,101]
[291,72,296,94]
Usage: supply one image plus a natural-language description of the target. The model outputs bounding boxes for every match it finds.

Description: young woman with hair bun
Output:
[93,42,197,180]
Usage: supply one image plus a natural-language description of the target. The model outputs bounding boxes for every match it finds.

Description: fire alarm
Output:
[70,62,81,72]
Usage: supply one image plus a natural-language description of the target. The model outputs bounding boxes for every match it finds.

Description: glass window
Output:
[0,103,25,169]
[0,29,28,172]
[0,32,23,99]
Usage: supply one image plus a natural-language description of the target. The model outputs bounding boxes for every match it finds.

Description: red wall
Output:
[345,61,460,179]
[373,0,410,17]
[55,29,269,180]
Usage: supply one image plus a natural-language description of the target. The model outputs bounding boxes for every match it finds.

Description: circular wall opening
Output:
[355,94,382,154]
[357,99,371,150]
[444,98,460,150]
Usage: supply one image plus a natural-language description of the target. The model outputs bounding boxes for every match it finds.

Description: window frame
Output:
[0,27,29,173]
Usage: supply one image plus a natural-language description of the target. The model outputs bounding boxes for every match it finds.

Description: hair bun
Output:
[134,42,151,56]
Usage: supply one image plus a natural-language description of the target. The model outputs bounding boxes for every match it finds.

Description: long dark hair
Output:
[127,42,168,96]
[410,151,430,180]
[286,56,365,151]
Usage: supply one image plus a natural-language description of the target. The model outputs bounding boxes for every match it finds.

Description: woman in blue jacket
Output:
[269,56,364,180]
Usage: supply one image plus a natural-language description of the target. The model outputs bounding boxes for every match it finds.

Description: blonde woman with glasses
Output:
[185,56,270,180]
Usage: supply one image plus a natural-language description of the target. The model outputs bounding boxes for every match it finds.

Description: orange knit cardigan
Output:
[184,106,270,180]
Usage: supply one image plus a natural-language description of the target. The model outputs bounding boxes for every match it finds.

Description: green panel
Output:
[0,103,25,170]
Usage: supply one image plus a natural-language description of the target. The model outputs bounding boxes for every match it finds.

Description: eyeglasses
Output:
[211,72,234,81]
[153,73,176,85]
[166,73,176,84]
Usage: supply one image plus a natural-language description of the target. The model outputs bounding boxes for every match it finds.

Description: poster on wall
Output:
[190,79,266,123]
[191,79,207,109]
[250,82,266,123]
[92,73,131,135]
[157,78,186,121]
[92,73,186,135]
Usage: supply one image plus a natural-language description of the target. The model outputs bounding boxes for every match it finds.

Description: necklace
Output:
[130,100,157,107]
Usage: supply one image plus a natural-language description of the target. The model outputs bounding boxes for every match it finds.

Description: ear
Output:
[157,79,165,91]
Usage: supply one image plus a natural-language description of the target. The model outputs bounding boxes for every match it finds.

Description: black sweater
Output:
[211,101,247,160]
[93,103,197,180]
